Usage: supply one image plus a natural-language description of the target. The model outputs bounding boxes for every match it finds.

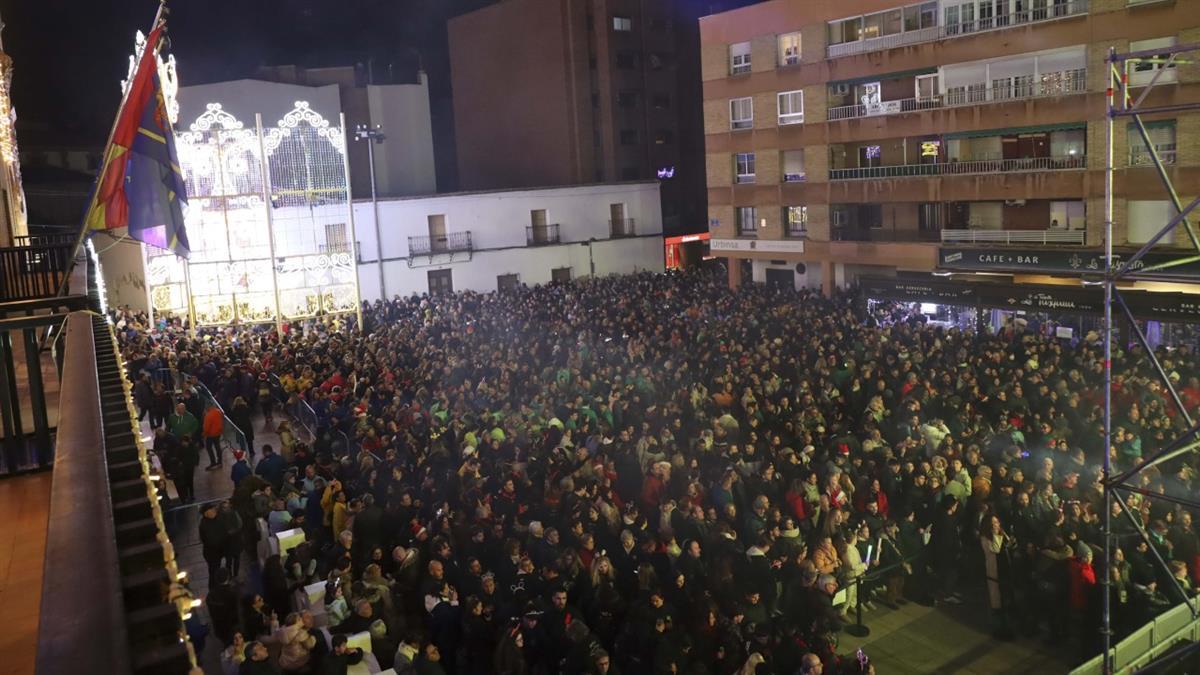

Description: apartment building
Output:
[700,0,1200,293]
[449,0,704,232]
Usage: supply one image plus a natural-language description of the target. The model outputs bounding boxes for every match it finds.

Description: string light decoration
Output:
[122,29,179,124]
[147,101,360,326]
[0,49,27,236]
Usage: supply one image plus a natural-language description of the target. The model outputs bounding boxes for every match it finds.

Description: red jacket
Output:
[203,407,224,439]
[1068,558,1096,612]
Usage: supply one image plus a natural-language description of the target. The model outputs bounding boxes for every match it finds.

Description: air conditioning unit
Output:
[1005,199,1027,206]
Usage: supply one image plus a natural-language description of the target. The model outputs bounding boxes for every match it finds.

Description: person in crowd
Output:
[322,634,365,675]
[199,501,229,587]
[203,402,226,469]
[109,268,1200,674]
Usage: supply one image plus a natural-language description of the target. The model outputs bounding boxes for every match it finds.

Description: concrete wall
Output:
[96,233,150,313]
[367,77,437,197]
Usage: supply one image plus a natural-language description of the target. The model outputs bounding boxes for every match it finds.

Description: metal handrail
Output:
[827,68,1087,121]
[526,224,561,246]
[154,367,249,456]
[940,229,1087,244]
[826,0,1088,58]
[408,231,473,256]
[830,155,1086,180]
[610,218,637,237]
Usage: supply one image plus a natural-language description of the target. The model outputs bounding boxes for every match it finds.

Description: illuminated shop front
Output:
[146,100,361,327]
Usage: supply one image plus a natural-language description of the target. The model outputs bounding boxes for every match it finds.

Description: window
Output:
[736,206,759,235]
[619,129,638,145]
[735,153,756,183]
[497,274,520,292]
[613,16,632,31]
[778,32,801,65]
[1130,37,1179,85]
[730,97,753,130]
[777,90,804,124]
[616,51,637,69]
[617,91,639,108]
[785,206,808,237]
[730,41,751,74]
[782,150,805,182]
[827,17,862,45]
[655,129,674,145]
[652,93,671,109]
[1129,120,1176,165]
[323,223,349,252]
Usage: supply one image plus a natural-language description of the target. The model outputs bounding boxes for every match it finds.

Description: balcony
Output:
[826,0,1088,59]
[610,218,636,237]
[830,155,1086,180]
[526,224,561,246]
[827,69,1086,121]
[832,226,941,242]
[941,229,1086,244]
[408,231,473,256]
[1130,144,1177,166]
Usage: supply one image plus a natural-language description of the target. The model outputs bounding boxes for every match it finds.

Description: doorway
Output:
[428,269,453,295]
[551,267,572,284]
[428,214,447,252]
[530,209,549,244]
[765,268,794,289]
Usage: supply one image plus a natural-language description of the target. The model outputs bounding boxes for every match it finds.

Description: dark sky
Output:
[1,0,482,145]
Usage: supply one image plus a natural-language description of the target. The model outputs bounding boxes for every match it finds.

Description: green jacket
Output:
[167,411,200,439]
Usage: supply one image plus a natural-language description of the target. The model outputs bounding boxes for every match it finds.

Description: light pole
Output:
[355,124,386,300]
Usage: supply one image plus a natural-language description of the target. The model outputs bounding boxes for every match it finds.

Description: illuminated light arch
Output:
[122,29,180,125]
[263,101,346,155]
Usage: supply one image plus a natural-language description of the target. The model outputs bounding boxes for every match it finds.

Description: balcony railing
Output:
[786,227,808,239]
[610,218,636,237]
[826,0,1088,58]
[830,155,1085,180]
[409,231,473,256]
[526,224,561,246]
[940,229,1087,245]
[827,69,1087,121]
[1130,144,1177,166]
[832,227,942,242]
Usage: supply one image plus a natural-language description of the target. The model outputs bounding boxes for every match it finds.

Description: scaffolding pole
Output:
[1101,41,1200,675]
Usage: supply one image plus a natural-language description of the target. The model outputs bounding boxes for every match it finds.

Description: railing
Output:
[1072,592,1200,674]
[832,226,942,243]
[36,249,196,674]
[0,243,74,302]
[14,233,77,247]
[827,69,1087,121]
[830,155,1086,180]
[786,228,808,239]
[526,224,561,246]
[940,229,1087,244]
[610,218,636,237]
[408,231,473,256]
[151,367,249,457]
[1130,144,1177,166]
[826,0,1088,58]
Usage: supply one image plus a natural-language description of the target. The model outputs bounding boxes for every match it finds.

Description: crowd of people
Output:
[113,267,1200,675]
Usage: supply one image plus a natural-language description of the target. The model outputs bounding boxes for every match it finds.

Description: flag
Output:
[85,23,190,258]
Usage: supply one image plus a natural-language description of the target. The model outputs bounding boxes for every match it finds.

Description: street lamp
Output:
[354,124,386,300]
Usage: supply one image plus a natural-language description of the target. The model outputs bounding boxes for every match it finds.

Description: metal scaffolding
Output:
[1101,42,1200,675]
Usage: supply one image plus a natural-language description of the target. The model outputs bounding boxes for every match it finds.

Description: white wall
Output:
[367,76,437,196]
[352,182,664,262]
[177,80,343,130]
[350,182,664,300]
[96,233,151,313]
[357,235,663,299]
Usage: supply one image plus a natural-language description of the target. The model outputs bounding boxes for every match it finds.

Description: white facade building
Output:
[353,181,665,300]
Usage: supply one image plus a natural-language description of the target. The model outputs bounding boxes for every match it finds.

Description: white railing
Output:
[827,69,1087,121]
[830,155,1085,180]
[940,229,1086,244]
[826,0,1088,58]
[1130,144,1177,166]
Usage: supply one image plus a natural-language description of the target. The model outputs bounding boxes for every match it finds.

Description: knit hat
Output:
[1075,541,1092,560]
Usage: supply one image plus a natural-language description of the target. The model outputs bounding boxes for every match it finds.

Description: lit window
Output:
[730,42,751,74]
[730,97,753,130]
[735,153,756,183]
[778,32,801,65]
[777,90,804,124]
[613,16,633,31]
[785,206,808,236]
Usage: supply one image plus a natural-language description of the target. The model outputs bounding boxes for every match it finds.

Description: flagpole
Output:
[61,0,171,297]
